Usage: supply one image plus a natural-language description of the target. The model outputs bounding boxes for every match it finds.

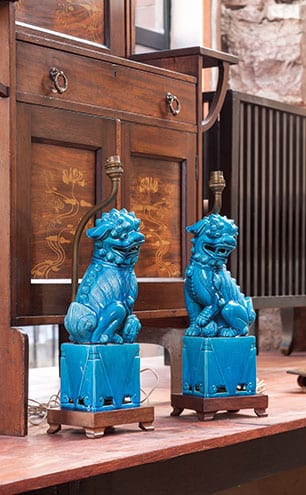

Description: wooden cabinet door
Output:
[12,103,120,325]
[121,122,198,321]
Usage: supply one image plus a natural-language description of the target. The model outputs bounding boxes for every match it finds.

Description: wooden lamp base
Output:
[171,393,268,421]
[47,406,154,438]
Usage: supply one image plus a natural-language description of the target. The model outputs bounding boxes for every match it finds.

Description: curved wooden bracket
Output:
[201,62,230,133]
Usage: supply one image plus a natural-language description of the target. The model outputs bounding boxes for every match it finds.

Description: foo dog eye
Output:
[111,229,119,238]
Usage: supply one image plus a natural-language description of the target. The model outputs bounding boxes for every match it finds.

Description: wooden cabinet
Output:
[0,2,234,435]
[0,6,201,435]
[12,27,198,330]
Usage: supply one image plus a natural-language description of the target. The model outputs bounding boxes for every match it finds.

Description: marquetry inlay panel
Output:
[129,156,182,278]
[30,143,95,280]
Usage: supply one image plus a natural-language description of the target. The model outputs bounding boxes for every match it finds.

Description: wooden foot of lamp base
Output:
[171,393,268,421]
[47,406,154,438]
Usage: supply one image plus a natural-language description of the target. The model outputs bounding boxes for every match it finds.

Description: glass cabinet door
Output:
[15,0,131,56]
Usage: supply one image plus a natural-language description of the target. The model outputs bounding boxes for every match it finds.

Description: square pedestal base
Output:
[171,393,268,421]
[183,336,257,398]
[47,406,154,438]
[60,342,140,412]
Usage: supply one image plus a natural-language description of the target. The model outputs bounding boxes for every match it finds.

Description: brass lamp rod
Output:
[208,170,226,214]
[71,155,124,302]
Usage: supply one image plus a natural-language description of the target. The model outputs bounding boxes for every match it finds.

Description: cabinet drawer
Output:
[16,41,196,125]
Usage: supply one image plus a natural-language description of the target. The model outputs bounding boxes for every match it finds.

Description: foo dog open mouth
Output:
[203,243,233,260]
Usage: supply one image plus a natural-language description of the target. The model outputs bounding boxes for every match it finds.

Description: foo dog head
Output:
[187,213,238,269]
[87,208,145,267]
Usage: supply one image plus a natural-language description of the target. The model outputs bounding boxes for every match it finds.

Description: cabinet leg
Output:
[85,427,106,439]
[139,421,154,431]
[47,423,61,434]
[170,406,184,417]
[254,408,268,417]
[197,411,215,421]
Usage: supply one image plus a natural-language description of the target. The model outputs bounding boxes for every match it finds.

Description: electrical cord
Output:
[28,391,60,426]
[256,377,266,394]
[140,367,160,403]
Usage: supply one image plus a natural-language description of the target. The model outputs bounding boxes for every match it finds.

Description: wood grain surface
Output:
[2,352,306,493]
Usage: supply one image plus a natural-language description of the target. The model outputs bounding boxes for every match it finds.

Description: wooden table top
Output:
[2,352,306,494]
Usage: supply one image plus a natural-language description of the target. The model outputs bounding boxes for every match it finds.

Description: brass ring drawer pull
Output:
[166,92,181,116]
[49,67,68,94]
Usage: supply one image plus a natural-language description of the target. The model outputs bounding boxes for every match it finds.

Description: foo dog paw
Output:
[125,295,135,311]
[246,297,256,324]
[200,321,218,337]
[100,333,124,344]
[112,333,124,343]
[218,327,238,337]
[121,314,141,343]
[239,326,249,336]
[185,325,201,336]
[64,302,97,343]
[197,306,215,327]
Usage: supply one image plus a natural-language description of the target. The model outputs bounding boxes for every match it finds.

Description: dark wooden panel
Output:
[14,281,186,323]
[12,103,118,323]
[11,120,197,324]
[121,122,197,315]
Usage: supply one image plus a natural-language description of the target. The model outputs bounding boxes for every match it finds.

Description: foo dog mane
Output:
[187,214,238,268]
[87,208,142,266]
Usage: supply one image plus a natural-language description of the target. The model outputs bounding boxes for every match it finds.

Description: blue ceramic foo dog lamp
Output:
[47,157,154,437]
[171,171,268,420]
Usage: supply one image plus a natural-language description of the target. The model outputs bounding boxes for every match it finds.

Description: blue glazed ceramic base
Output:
[60,342,140,412]
[182,336,256,398]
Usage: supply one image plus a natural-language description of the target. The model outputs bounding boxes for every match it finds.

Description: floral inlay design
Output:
[131,175,181,278]
[31,167,92,279]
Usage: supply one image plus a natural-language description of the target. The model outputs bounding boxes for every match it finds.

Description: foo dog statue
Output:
[64,208,144,344]
[184,213,255,338]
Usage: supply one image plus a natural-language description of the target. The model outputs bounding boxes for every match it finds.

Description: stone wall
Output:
[221,0,306,105]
